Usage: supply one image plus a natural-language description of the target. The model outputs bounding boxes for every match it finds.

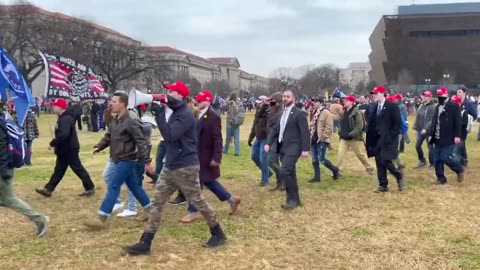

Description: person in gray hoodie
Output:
[413,91,436,168]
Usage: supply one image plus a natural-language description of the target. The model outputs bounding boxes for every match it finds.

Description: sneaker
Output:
[374,186,389,193]
[229,196,241,215]
[169,195,187,205]
[415,162,426,169]
[78,190,95,197]
[36,216,49,238]
[180,212,202,223]
[113,202,124,212]
[308,178,320,183]
[259,182,269,186]
[333,169,341,181]
[35,188,52,198]
[117,209,137,217]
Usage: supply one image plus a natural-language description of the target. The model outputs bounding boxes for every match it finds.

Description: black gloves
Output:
[151,103,165,117]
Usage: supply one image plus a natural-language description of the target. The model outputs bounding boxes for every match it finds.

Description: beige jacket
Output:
[316,109,334,144]
[329,103,344,120]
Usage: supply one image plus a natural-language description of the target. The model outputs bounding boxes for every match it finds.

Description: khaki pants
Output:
[145,165,218,233]
[336,139,373,171]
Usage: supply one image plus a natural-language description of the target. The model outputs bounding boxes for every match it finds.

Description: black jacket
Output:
[49,109,80,156]
[0,115,9,177]
[428,100,462,146]
[156,99,198,170]
[267,105,310,156]
[366,101,401,161]
[248,104,269,144]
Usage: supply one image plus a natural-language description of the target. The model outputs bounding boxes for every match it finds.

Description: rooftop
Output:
[398,2,480,15]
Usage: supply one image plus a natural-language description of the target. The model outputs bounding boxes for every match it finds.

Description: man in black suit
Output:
[366,86,404,193]
[428,87,464,184]
[265,89,310,209]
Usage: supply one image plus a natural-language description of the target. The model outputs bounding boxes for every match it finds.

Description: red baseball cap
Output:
[163,81,190,98]
[344,95,356,103]
[371,85,387,94]
[386,95,396,102]
[436,87,449,96]
[50,98,68,110]
[451,95,462,104]
[395,94,403,100]
[196,90,213,103]
[422,91,433,98]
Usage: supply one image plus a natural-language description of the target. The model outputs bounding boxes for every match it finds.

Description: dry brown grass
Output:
[1,112,480,270]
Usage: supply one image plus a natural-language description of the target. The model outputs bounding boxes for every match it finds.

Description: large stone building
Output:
[0,4,269,97]
[339,62,371,89]
[369,3,480,86]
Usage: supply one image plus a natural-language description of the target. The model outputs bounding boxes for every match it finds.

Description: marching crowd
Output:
[0,81,477,256]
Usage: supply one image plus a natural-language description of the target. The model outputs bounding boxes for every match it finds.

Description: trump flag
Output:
[0,45,35,126]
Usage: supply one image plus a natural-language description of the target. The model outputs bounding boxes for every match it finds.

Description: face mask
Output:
[438,96,447,105]
[270,102,277,106]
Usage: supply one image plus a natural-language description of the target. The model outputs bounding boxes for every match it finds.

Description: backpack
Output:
[231,103,245,126]
[5,117,28,168]
[462,111,474,133]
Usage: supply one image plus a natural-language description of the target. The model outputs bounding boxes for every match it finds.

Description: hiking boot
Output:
[123,232,155,256]
[78,189,95,197]
[84,215,108,230]
[229,196,241,215]
[169,194,186,205]
[415,162,426,169]
[457,172,465,183]
[180,212,202,223]
[36,216,49,238]
[135,207,152,222]
[203,224,227,248]
[333,169,341,181]
[35,188,52,198]
[308,178,320,183]
[281,201,301,210]
[374,186,389,193]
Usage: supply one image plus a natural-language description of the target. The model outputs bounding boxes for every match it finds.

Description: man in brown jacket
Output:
[309,97,340,183]
[329,98,344,132]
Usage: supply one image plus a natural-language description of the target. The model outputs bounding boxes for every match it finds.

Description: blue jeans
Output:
[154,141,167,180]
[433,144,463,183]
[251,139,270,184]
[124,160,146,212]
[103,159,122,205]
[223,123,240,155]
[187,179,231,213]
[311,142,338,180]
[99,160,151,216]
[415,132,434,165]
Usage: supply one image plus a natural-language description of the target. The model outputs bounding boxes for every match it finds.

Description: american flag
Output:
[41,52,106,101]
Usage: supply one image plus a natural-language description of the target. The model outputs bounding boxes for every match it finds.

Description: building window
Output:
[409,29,480,38]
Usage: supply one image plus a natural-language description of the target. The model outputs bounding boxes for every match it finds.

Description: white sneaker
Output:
[116,209,137,217]
[113,202,124,212]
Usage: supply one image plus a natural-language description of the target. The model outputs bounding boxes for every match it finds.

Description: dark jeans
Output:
[399,135,405,153]
[76,116,82,131]
[268,151,283,188]
[187,179,231,213]
[459,140,468,166]
[25,140,33,165]
[375,156,402,188]
[434,144,463,183]
[154,141,167,183]
[311,142,338,180]
[90,113,98,132]
[45,153,95,192]
[415,132,434,165]
[279,151,300,204]
[251,139,269,184]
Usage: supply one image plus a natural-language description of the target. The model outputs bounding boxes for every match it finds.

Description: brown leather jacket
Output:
[95,111,151,163]
[314,108,334,144]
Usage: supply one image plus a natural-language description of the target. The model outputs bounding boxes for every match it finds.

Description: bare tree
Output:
[299,65,338,97]
[204,79,232,97]
[354,80,366,95]
[268,78,284,94]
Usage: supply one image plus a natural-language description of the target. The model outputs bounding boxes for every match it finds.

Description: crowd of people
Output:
[0,81,478,256]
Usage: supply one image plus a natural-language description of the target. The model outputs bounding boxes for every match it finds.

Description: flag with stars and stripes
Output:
[40,52,107,102]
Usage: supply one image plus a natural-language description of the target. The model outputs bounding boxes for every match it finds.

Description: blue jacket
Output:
[155,99,199,170]
[461,99,477,120]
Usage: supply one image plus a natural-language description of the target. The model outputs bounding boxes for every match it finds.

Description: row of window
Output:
[409,29,480,37]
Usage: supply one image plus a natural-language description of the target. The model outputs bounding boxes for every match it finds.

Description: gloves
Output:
[248,140,253,147]
[151,103,165,117]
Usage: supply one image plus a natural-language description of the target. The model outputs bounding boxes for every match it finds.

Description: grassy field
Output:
[1,112,480,270]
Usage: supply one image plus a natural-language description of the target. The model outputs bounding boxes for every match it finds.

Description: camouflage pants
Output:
[145,165,218,233]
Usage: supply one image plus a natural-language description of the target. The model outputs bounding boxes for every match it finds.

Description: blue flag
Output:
[0,45,35,126]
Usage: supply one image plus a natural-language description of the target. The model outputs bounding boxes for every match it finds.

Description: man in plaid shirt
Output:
[23,109,39,166]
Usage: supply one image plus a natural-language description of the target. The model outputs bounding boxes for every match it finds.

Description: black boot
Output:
[203,224,227,248]
[123,232,155,256]
[308,178,320,183]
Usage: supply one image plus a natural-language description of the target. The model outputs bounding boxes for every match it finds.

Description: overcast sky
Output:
[7,0,480,76]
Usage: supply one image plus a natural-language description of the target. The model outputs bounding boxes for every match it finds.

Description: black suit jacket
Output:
[428,100,462,146]
[267,105,310,156]
[197,107,222,182]
[366,100,401,161]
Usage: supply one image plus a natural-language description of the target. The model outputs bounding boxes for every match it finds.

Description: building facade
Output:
[339,62,371,89]
[369,3,480,85]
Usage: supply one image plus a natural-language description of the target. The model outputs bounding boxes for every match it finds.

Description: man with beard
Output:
[413,91,436,168]
[366,86,404,193]
[35,98,95,198]
[248,96,271,186]
[180,90,240,223]
[266,92,284,191]
[123,82,226,256]
[428,87,464,184]
[265,89,310,209]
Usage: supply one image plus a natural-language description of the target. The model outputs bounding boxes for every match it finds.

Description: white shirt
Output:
[278,104,294,143]
[377,101,384,116]
[160,107,173,141]
[199,107,208,120]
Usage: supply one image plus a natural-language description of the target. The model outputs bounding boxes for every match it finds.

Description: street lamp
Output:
[443,74,450,86]
[425,78,431,90]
